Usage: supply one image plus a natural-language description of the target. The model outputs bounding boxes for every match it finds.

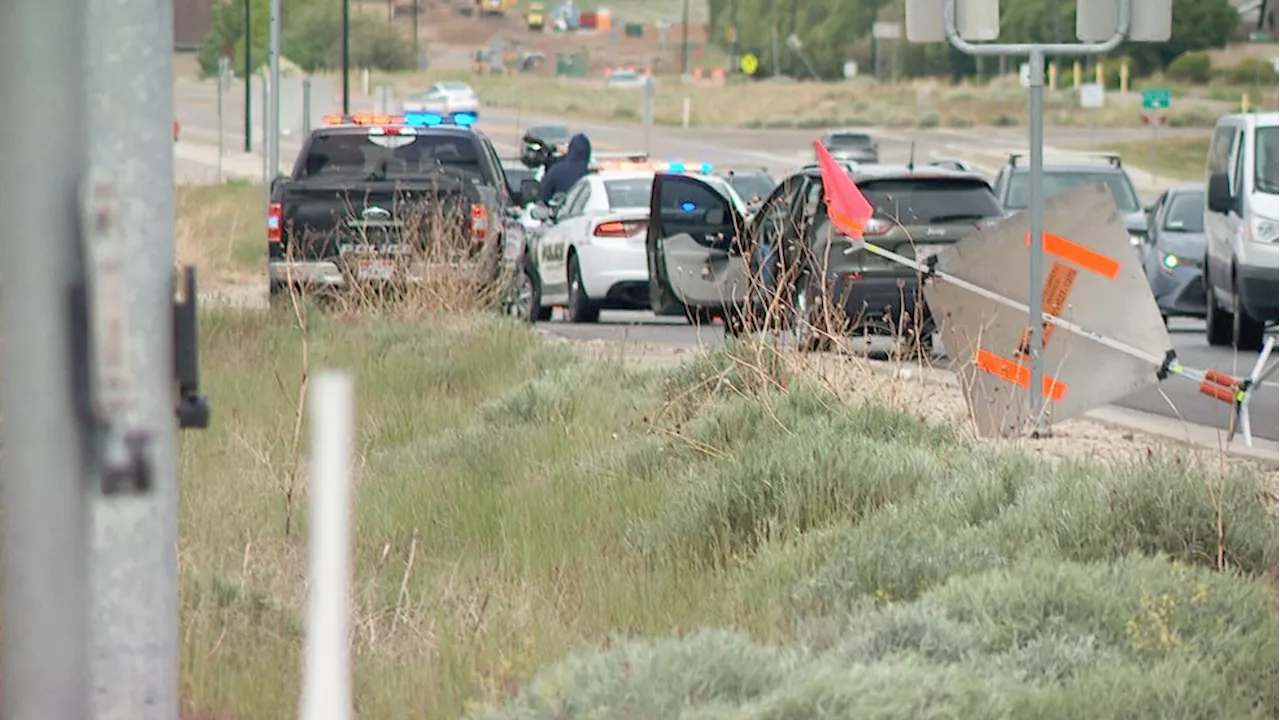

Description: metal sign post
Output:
[0,2,94,717]
[1142,88,1172,186]
[906,0,1171,437]
[269,0,282,183]
[641,75,655,156]
[218,56,231,183]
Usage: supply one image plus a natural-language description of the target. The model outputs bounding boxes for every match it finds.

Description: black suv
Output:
[646,164,1008,348]
[991,153,1149,245]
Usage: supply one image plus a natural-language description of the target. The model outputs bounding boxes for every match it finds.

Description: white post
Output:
[362,67,371,95]
[300,371,355,720]
[682,96,691,129]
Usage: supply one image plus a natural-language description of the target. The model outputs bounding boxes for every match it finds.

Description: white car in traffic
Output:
[402,82,481,118]
[518,162,750,323]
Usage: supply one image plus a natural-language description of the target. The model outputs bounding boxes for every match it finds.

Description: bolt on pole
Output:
[0,0,94,716]
[905,0,1165,438]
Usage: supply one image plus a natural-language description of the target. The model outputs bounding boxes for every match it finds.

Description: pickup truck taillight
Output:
[593,219,647,238]
[470,204,488,243]
[267,203,283,243]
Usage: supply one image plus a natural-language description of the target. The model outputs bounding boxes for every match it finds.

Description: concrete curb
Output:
[1084,404,1280,466]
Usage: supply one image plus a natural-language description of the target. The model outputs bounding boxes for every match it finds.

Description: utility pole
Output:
[342,0,351,114]
[85,0,181,714]
[269,0,281,180]
[413,0,420,69]
[244,0,252,152]
[680,0,690,75]
[0,0,93,718]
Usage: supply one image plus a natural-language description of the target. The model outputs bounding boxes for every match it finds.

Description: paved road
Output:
[172,78,1277,444]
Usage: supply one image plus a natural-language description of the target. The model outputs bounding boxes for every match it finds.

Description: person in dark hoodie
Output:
[539,133,592,204]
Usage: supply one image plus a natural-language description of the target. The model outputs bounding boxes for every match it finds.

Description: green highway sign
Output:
[1141,88,1171,110]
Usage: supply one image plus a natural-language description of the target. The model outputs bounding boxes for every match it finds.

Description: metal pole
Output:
[218,60,226,183]
[942,0,1132,438]
[269,0,281,181]
[303,76,313,136]
[0,0,92,717]
[413,0,420,69]
[1150,116,1159,186]
[85,0,180,713]
[680,0,689,75]
[244,0,252,152]
[642,76,654,155]
[300,372,355,720]
[262,78,269,207]
[342,0,351,114]
[1027,47,1047,434]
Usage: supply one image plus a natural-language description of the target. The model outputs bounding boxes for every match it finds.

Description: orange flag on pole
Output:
[814,140,874,241]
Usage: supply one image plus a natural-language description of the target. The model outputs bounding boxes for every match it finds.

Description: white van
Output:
[1204,112,1278,350]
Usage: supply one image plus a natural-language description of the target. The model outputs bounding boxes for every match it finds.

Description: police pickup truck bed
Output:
[267,119,520,297]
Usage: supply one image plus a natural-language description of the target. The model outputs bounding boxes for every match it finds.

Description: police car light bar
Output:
[403,111,478,127]
[321,111,479,128]
[592,159,714,173]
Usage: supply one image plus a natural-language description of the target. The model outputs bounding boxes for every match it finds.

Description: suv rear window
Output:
[1005,169,1141,213]
[826,133,873,148]
[859,178,1005,225]
[300,132,484,181]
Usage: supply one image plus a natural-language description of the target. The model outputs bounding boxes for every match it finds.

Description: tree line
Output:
[705,0,1240,80]
[196,0,417,78]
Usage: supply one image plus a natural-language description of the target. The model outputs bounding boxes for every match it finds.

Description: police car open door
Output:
[646,173,751,315]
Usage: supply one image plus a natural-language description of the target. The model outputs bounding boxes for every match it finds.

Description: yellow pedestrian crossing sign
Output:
[741,52,759,76]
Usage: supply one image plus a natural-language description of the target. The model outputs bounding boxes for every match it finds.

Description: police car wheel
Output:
[566,256,600,323]
[508,262,541,323]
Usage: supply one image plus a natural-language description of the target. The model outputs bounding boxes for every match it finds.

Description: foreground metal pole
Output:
[1026,47,1047,434]
[300,372,355,720]
[269,0,281,180]
[0,1,93,718]
[85,0,180,715]
[303,76,313,136]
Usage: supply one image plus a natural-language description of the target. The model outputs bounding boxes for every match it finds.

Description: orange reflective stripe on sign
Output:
[1025,231,1121,280]
[1014,261,1079,361]
[974,348,1068,402]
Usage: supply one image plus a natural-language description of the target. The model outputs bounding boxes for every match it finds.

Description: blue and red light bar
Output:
[321,111,479,128]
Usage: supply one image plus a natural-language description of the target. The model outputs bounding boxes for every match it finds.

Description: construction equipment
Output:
[527,1,545,30]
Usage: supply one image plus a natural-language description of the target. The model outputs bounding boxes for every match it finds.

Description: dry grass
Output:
[368,69,1270,130]
[1074,136,1211,183]
[175,181,268,287]
[175,189,1278,719]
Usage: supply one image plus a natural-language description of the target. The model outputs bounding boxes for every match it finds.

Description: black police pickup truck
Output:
[267,114,536,299]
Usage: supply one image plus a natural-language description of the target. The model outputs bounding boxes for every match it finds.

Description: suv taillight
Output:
[470,204,488,243]
[593,219,647,238]
[267,203,282,243]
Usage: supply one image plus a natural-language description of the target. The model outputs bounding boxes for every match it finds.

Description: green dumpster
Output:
[555,52,590,77]
[624,23,644,38]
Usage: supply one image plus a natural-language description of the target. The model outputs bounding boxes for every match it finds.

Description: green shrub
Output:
[917,111,941,128]
[1227,57,1280,85]
[479,558,1279,720]
[1167,51,1212,83]
[991,113,1019,126]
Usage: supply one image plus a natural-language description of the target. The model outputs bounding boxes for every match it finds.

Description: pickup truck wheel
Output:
[1204,276,1232,347]
[1231,282,1265,351]
[566,256,599,323]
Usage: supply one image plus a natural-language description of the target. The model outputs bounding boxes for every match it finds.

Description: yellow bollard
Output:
[1096,61,1105,87]
[1120,61,1129,92]
[1242,93,1251,112]
[1049,62,1058,90]
[1073,60,1082,89]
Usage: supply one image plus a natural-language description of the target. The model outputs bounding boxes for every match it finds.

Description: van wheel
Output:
[566,255,599,323]
[1204,281,1232,347]
[1232,283,1265,351]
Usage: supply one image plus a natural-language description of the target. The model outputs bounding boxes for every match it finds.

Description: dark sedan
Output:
[1142,184,1207,323]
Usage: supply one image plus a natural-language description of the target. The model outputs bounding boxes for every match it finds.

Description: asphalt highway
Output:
[172,78,1278,443]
